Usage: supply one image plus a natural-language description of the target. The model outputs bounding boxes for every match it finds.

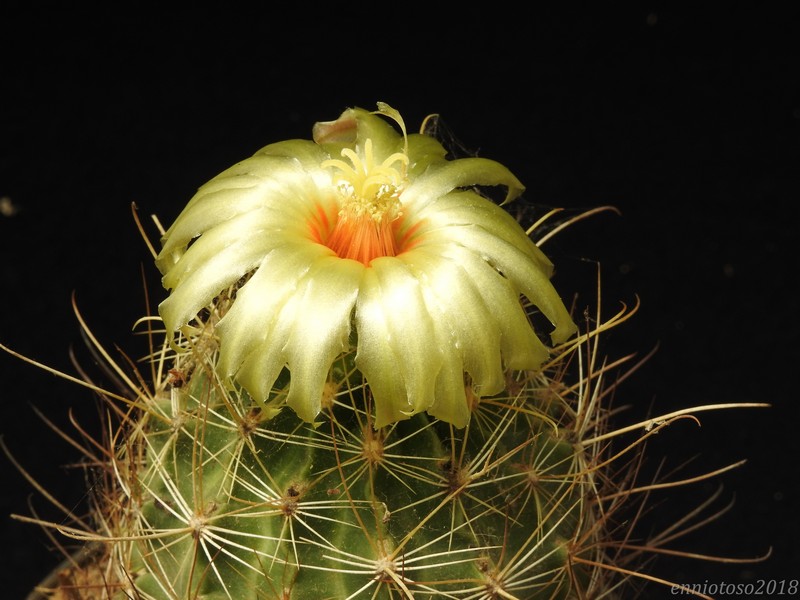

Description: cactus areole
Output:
[156,103,577,429]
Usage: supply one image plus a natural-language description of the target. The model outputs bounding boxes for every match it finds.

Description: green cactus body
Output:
[120,340,595,599]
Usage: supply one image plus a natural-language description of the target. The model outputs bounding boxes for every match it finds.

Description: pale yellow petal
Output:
[423,212,576,345]
[159,215,298,334]
[355,258,442,427]
[282,257,363,422]
[157,153,328,264]
[400,245,504,394]
[254,139,332,167]
[442,244,552,370]
[216,242,334,393]
[429,341,470,428]
[413,190,555,273]
[400,157,525,213]
[352,285,408,428]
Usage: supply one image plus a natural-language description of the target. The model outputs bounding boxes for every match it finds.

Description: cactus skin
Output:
[117,328,594,599]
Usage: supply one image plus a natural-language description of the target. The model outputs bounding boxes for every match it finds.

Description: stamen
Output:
[322,139,409,265]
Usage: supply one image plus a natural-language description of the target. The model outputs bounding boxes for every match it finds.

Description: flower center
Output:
[322,138,409,265]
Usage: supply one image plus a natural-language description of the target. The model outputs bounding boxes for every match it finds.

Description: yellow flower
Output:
[156,103,576,428]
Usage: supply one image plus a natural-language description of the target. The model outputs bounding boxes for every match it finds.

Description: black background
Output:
[1,5,797,599]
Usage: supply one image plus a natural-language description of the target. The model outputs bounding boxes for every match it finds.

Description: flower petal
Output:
[159,213,294,334]
[417,192,577,345]
[400,245,504,393]
[216,241,334,399]
[400,246,507,427]
[157,150,329,266]
[429,340,470,428]
[221,252,362,424]
[414,190,554,273]
[400,157,525,214]
[282,256,363,422]
[355,258,442,428]
[439,244,552,370]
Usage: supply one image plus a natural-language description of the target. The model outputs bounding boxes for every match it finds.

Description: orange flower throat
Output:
[323,139,408,265]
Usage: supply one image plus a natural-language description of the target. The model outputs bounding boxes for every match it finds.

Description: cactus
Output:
[4,103,767,599]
